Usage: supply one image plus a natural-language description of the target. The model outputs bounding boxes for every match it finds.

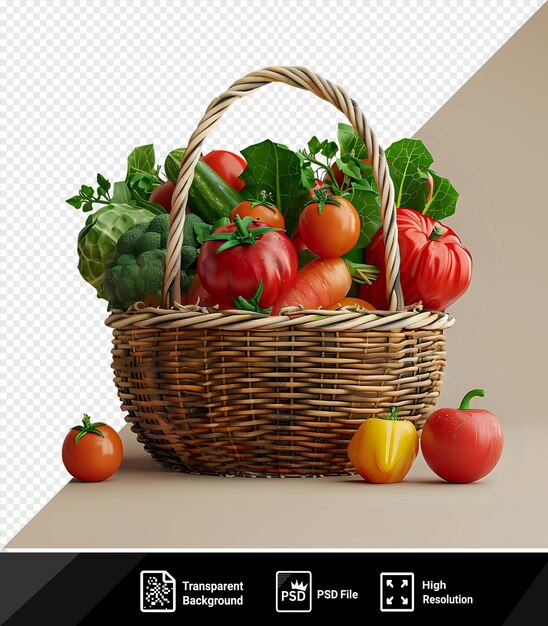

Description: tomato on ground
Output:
[62,415,123,482]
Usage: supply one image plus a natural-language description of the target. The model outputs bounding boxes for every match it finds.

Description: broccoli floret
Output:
[134,231,162,256]
[135,249,166,297]
[102,264,123,309]
[115,254,136,267]
[180,271,193,294]
[183,213,203,249]
[181,245,198,270]
[103,211,208,310]
[146,213,170,247]
[116,225,146,255]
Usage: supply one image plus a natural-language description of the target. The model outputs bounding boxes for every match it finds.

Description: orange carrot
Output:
[272,257,352,314]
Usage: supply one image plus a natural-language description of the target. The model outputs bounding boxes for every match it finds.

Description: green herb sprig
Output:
[66,173,111,212]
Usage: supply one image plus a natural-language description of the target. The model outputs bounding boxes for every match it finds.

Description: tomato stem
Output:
[235,214,250,238]
[250,191,276,209]
[458,389,485,410]
[71,414,106,444]
[306,187,340,214]
[207,215,281,254]
[428,223,447,241]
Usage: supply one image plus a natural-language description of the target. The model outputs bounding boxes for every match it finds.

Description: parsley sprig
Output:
[66,173,111,212]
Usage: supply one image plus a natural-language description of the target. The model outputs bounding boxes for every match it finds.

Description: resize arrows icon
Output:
[381,573,415,612]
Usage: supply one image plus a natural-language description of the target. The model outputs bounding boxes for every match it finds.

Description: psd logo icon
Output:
[276,571,312,613]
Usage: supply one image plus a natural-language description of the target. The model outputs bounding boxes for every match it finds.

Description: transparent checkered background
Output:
[0,0,543,547]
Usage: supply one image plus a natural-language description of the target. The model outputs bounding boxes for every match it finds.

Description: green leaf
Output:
[347,185,381,247]
[96,173,111,194]
[111,181,134,205]
[321,141,338,160]
[385,138,433,209]
[336,156,362,180]
[126,144,156,177]
[352,177,375,192]
[338,123,368,159]
[125,145,165,215]
[240,140,312,237]
[359,160,373,176]
[66,195,83,208]
[353,231,369,250]
[300,163,316,190]
[82,201,94,213]
[128,171,157,195]
[193,221,213,244]
[421,170,459,220]
[307,136,321,154]
[295,152,316,189]
[129,195,165,215]
[80,185,94,198]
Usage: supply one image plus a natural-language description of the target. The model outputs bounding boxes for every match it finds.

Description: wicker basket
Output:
[105,66,454,477]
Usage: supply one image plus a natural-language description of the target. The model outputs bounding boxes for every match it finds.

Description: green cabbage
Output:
[76,203,154,299]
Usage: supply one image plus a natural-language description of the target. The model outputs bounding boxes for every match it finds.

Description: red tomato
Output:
[198,217,298,309]
[299,196,360,258]
[421,390,503,483]
[361,208,472,311]
[62,415,123,482]
[230,200,285,229]
[149,180,175,213]
[203,150,246,192]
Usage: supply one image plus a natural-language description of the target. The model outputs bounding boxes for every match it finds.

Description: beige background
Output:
[7,4,548,549]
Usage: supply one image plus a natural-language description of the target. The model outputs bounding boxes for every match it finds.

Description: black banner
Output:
[1,553,547,624]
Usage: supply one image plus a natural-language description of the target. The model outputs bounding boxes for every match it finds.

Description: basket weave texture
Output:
[105,66,454,477]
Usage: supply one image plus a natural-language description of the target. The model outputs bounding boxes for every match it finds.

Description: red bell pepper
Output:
[360,208,472,311]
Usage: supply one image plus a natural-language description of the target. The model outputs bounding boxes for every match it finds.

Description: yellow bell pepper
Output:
[348,408,419,483]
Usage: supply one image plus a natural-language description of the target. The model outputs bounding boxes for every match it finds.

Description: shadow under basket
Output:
[105,66,454,477]
[108,312,450,477]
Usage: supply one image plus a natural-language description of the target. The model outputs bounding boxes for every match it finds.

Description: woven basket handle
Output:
[164,66,404,311]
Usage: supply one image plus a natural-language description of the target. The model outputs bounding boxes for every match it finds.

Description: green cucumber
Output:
[165,148,243,223]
